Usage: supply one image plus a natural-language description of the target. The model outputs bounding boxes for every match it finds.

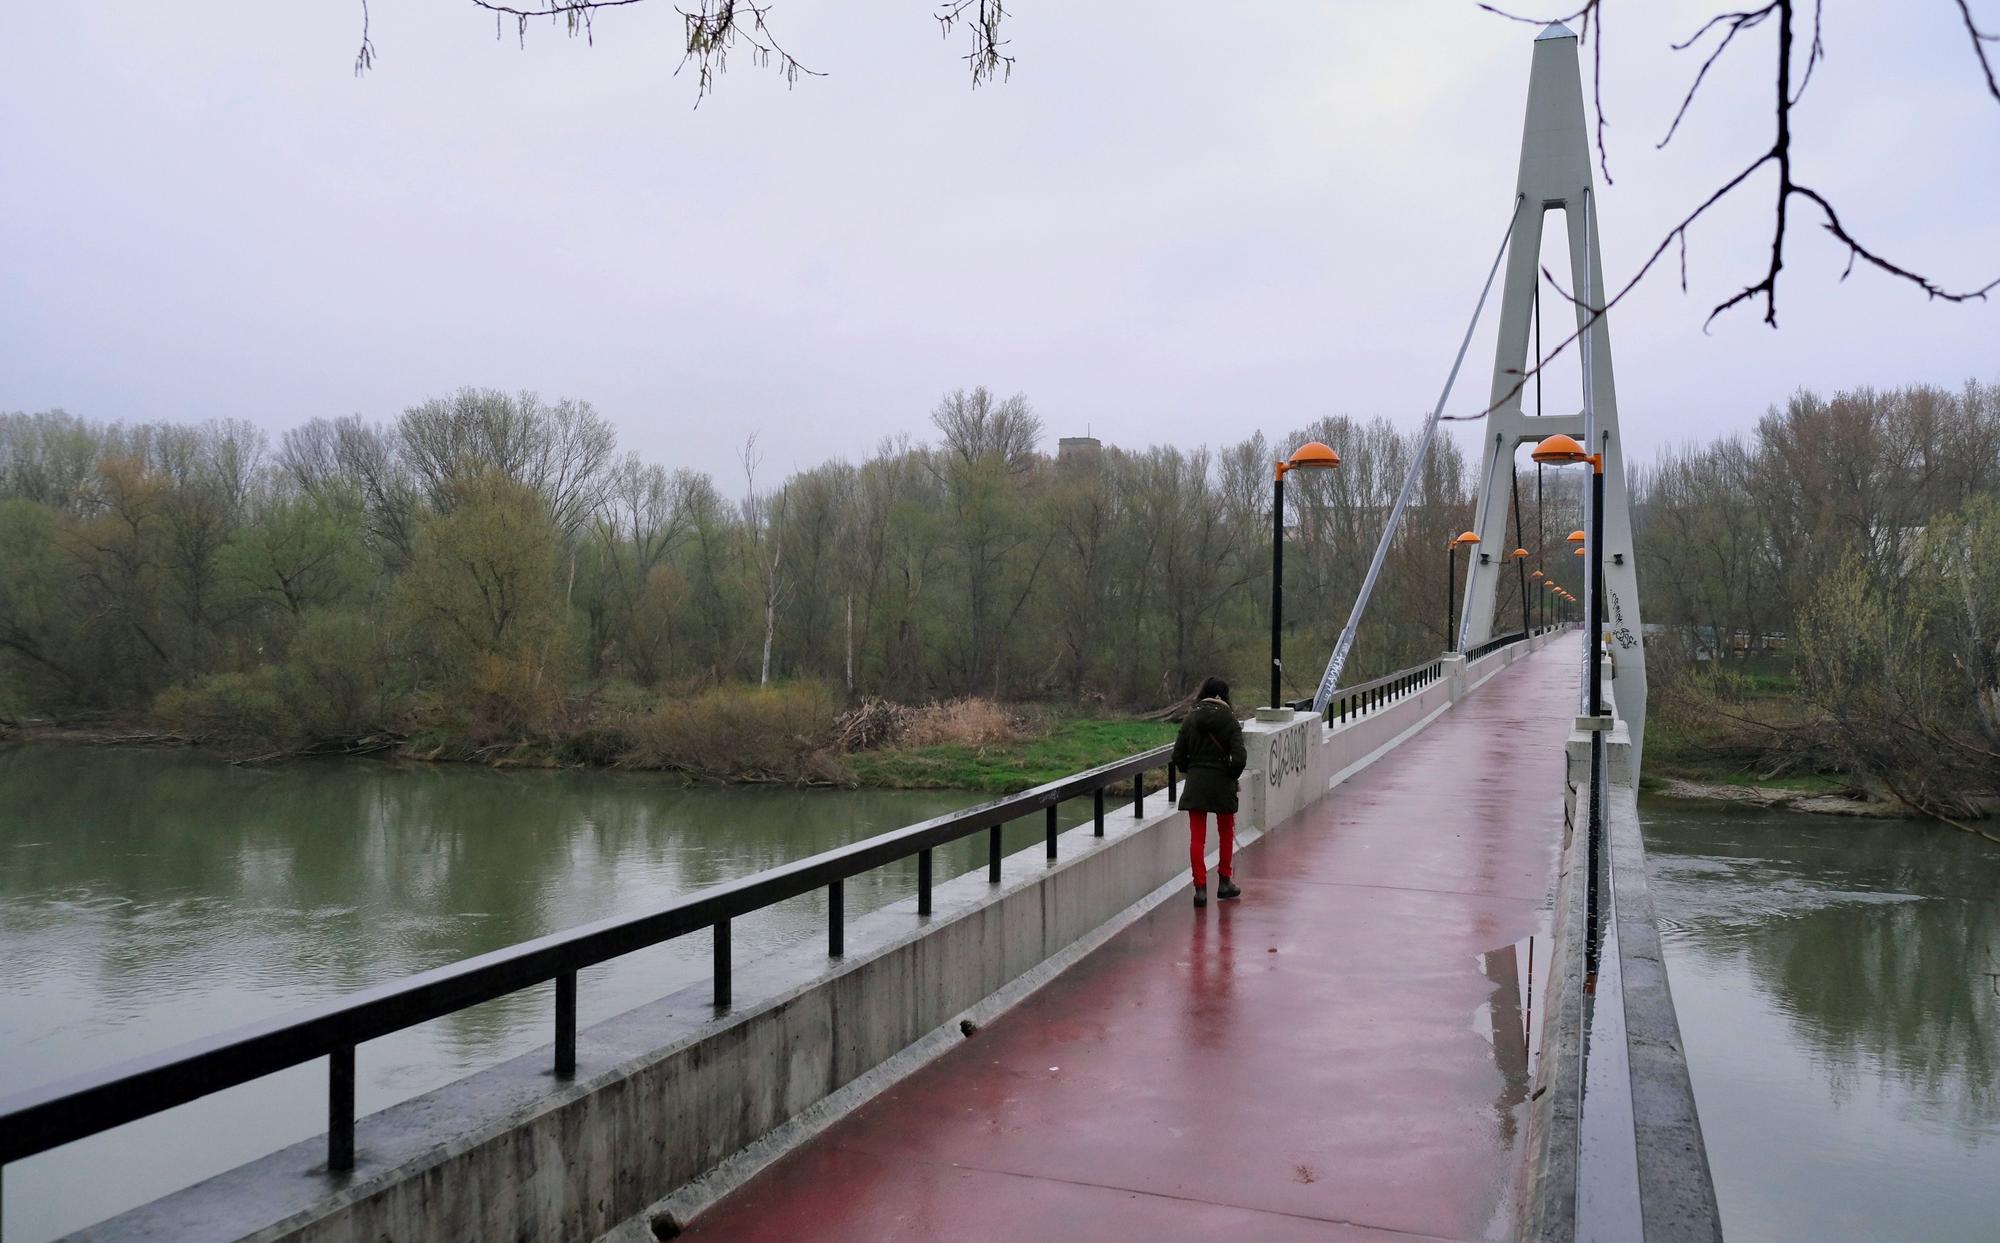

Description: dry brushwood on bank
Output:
[834,696,1028,753]
[834,698,914,752]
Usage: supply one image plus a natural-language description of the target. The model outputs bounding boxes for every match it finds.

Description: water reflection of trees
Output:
[0,746,981,1069]
[1645,810,2000,1137]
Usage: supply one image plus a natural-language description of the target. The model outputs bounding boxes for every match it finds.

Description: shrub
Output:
[281,608,389,738]
[463,651,568,739]
[154,670,299,747]
[902,697,1027,749]
[625,681,845,781]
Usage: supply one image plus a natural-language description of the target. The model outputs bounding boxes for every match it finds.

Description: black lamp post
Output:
[1511,546,1531,636]
[1270,441,1341,709]
[1445,530,1477,651]
[1536,434,1607,715]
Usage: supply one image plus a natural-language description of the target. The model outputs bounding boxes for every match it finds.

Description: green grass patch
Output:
[850,717,1177,793]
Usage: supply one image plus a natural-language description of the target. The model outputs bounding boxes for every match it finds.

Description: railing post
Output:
[713,920,731,1010]
[555,970,576,1078]
[918,847,933,915]
[1133,771,1144,818]
[828,878,844,957]
[328,1045,355,1173]
[1093,786,1105,836]
[988,825,1002,882]
[1045,804,1058,860]
[1167,762,1177,801]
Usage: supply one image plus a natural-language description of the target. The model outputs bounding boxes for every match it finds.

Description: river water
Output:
[1641,802,2000,1242]
[4,747,1996,1240]
[0,744,1027,1242]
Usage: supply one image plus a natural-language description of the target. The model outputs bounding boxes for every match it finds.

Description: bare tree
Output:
[739,433,788,686]
[282,414,421,561]
[397,388,615,539]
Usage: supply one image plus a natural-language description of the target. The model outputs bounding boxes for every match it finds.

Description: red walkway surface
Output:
[682,639,1580,1243]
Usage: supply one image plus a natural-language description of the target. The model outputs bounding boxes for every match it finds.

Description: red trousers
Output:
[1188,811,1235,887]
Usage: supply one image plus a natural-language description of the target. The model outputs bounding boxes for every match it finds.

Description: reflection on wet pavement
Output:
[685,639,1583,1242]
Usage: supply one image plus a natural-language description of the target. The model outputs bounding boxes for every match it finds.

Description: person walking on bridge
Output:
[1173,677,1246,908]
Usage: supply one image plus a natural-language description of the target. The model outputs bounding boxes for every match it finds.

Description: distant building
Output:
[1057,436,1103,466]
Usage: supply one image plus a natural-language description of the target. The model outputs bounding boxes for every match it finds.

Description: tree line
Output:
[0,386,1582,748]
[1634,380,2000,823]
[4,378,1991,801]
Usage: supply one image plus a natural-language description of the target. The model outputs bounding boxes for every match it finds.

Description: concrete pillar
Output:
[1441,653,1471,701]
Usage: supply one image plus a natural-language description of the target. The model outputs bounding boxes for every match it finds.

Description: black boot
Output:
[1216,877,1241,900]
[1193,884,1207,908]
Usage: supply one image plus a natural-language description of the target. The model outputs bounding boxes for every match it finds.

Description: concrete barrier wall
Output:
[1518,668,1718,1242]
[74,634,1557,1243]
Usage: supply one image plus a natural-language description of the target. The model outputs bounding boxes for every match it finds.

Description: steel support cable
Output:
[1310,194,1524,715]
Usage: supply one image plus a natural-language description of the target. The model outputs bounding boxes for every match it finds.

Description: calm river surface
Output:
[7,747,1996,1241]
[0,743,1036,1242]
[1641,802,2000,1242]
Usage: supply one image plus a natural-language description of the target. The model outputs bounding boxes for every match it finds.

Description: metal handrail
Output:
[1295,627,1539,727]
[1463,628,1531,662]
[1312,658,1446,725]
[0,741,1183,1172]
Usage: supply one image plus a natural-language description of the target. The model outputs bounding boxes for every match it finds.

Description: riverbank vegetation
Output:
[0,386,1485,778]
[1,381,1995,811]
[1635,384,2000,831]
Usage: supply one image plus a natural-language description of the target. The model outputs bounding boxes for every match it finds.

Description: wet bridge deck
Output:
[682,637,1581,1243]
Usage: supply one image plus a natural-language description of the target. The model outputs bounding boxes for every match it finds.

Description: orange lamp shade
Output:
[1574,547,1587,556]
[1511,547,1529,559]
[1531,570,1544,579]
[1287,441,1341,470]
[1530,433,1589,465]
[1567,530,1586,543]
[1453,530,1480,546]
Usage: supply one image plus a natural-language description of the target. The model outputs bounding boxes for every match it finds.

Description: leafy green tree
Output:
[1798,496,2000,829]
[395,472,567,730]
[0,500,83,708]
[222,487,372,622]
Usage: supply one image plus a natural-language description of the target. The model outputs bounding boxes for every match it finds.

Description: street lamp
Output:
[1446,529,1479,651]
[1536,431,1606,716]
[1511,547,1530,636]
[1272,441,1341,709]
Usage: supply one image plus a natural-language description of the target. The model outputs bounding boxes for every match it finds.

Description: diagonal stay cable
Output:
[1310,194,1525,716]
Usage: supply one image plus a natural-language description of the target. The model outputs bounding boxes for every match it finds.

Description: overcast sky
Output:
[3,1,1995,485]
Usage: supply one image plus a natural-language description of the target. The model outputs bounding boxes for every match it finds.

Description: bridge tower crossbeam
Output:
[1458,21,1648,768]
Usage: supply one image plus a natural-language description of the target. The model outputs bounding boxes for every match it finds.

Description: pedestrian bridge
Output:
[0,629,1717,1242]
[1,24,1711,1243]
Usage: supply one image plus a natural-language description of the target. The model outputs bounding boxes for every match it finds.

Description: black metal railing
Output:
[1462,628,1531,662]
[1298,624,1544,728]
[1293,657,1446,726]
[0,744,1184,1176]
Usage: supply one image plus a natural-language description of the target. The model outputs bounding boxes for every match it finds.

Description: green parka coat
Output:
[1172,698,1247,814]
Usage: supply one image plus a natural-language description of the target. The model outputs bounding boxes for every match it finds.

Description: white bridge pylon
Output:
[1458,21,1647,765]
